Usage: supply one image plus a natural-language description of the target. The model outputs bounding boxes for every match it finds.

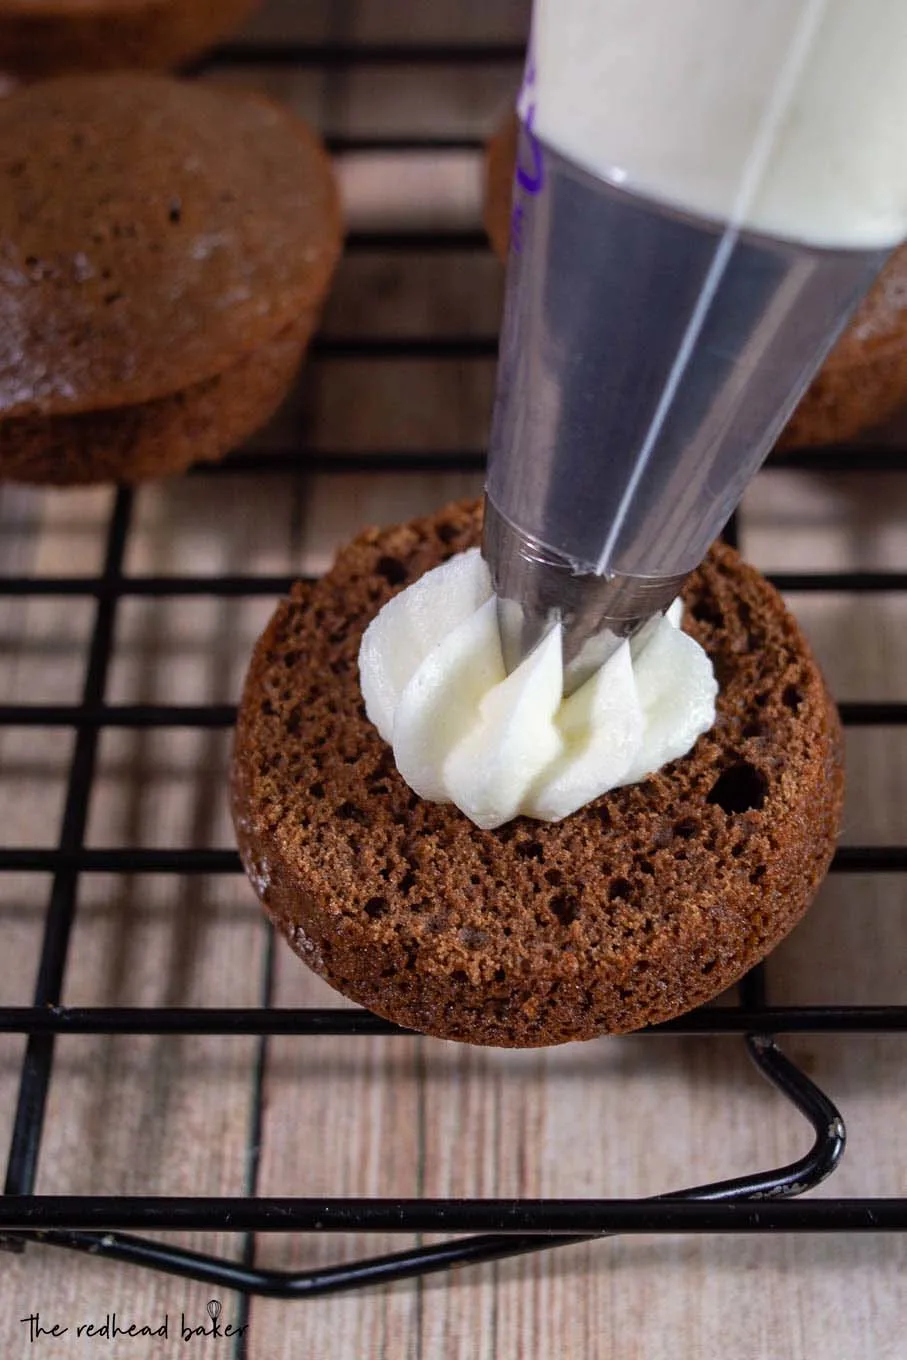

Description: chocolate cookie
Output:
[232,500,844,1048]
[0,0,259,81]
[0,73,342,483]
[484,112,907,450]
[778,256,907,449]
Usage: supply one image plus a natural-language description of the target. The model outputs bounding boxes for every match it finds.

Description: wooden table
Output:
[1,2,906,1356]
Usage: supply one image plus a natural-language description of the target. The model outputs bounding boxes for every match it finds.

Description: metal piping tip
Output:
[483,498,687,695]
[494,594,631,694]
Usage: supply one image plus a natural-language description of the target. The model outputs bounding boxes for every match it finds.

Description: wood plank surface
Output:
[1,2,906,1358]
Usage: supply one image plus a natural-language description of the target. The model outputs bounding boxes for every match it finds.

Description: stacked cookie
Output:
[0,73,342,483]
[0,0,259,79]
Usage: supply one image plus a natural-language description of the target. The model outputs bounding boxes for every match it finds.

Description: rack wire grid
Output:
[1,9,906,1313]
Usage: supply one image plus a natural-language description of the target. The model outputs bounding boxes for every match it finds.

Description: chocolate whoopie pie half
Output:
[232,499,844,1048]
[0,73,342,483]
[0,0,260,81]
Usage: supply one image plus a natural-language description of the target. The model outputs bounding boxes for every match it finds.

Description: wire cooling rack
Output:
[1,20,906,1312]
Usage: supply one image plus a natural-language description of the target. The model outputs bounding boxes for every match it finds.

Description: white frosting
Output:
[359,548,717,830]
[525,0,907,248]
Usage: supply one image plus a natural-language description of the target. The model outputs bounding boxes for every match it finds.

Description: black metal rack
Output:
[0,21,906,1331]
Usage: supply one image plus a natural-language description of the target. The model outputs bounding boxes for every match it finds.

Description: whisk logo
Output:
[19,1297,248,1345]
[180,1297,248,1342]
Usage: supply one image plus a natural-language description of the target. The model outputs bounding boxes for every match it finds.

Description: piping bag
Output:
[483,0,907,693]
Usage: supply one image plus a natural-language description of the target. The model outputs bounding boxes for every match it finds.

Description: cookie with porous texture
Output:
[232,499,844,1048]
[485,111,907,450]
[0,0,259,81]
[0,73,342,483]
[776,259,907,449]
